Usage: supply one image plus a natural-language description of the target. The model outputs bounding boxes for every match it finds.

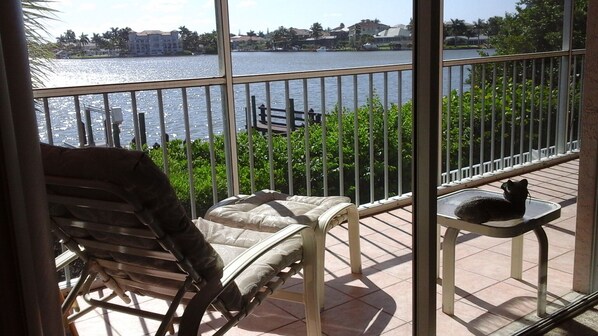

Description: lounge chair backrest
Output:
[41,144,224,301]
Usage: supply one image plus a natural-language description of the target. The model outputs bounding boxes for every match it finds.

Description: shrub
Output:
[149,79,577,215]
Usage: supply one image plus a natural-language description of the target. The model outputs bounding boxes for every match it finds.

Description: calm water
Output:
[40,49,491,145]
[44,49,488,87]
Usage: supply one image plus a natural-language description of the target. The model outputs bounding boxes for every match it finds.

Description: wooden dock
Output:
[248,96,321,134]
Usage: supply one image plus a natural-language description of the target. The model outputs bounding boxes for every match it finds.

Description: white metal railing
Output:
[35,50,584,221]
[440,50,584,185]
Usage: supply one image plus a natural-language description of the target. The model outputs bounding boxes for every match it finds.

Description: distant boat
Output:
[362,43,378,51]
[316,46,327,52]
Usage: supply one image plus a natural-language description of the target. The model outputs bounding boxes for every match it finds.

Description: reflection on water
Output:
[39,49,492,146]
[43,49,491,87]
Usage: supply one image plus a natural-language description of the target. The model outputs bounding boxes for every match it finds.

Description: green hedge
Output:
[148,74,577,216]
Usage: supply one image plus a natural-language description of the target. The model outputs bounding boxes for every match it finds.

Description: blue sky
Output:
[46,0,520,39]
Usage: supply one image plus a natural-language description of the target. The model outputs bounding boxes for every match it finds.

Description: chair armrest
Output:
[179,224,315,336]
[317,202,357,232]
[55,249,79,271]
[221,223,313,286]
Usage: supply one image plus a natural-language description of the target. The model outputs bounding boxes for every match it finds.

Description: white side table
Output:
[437,189,561,316]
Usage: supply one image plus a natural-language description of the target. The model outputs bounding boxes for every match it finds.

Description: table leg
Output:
[442,227,460,315]
[437,224,441,279]
[533,227,549,316]
[347,205,362,274]
[511,235,524,279]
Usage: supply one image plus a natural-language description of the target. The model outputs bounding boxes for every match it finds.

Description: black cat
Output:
[454,179,530,224]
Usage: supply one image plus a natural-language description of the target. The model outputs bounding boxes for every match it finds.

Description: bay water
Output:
[41,49,490,145]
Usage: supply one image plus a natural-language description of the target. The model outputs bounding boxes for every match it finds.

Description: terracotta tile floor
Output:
[70,159,582,335]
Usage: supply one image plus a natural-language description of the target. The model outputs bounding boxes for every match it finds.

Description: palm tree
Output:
[245,30,257,49]
[179,25,191,37]
[56,34,66,44]
[117,27,131,53]
[64,29,76,43]
[21,0,57,88]
[448,18,467,46]
[198,30,218,54]
[310,22,323,40]
[179,26,192,51]
[109,26,120,49]
[287,27,298,47]
[91,33,102,44]
[271,26,290,50]
[487,16,504,36]
[406,17,414,33]
[472,18,487,45]
[79,33,89,46]
[91,33,110,50]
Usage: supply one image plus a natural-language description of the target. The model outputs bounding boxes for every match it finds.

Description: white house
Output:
[128,30,182,56]
[348,19,390,38]
[374,24,412,49]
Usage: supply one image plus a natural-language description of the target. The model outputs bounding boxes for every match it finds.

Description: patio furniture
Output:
[437,188,561,317]
[55,250,81,336]
[205,190,361,308]
[41,144,321,336]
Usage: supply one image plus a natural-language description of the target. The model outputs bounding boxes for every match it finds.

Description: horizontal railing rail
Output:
[34,50,583,99]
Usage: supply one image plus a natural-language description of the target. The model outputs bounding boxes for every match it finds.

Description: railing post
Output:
[111,107,123,148]
[84,107,95,146]
[251,95,257,129]
[42,98,53,145]
[73,95,85,147]
[130,92,142,150]
[288,98,295,131]
[259,103,266,124]
[78,121,86,146]
[556,0,574,154]
[112,124,121,148]
[102,93,113,147]
[139,112,147,147]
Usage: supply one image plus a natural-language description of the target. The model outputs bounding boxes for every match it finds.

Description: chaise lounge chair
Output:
[41,143,321,335]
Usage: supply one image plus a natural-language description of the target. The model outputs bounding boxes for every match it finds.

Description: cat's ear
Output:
[501,180,512,191]
[520,179,528,187]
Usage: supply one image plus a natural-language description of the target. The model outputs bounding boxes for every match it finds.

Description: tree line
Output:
[53,23,341,55]
[52,16,498,56]
[54,26,220,56]
[52,0,587,57]
[56,27,131,51]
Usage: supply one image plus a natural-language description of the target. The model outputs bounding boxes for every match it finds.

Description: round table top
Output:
[436,189,561,238]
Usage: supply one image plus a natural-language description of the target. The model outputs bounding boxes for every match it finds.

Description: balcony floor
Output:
[70,159,582,335]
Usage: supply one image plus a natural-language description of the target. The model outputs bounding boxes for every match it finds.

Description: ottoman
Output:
[205,189,361,308]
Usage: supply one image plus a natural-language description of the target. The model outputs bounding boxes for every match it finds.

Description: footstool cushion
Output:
[204,189,351,232]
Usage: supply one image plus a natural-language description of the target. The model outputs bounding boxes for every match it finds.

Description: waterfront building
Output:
[348,19,390,38]
[330,25,349,40]
[374,24,412,49]
[290,28,311,39]
[128,30,182,56]
[230,35,266,51]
